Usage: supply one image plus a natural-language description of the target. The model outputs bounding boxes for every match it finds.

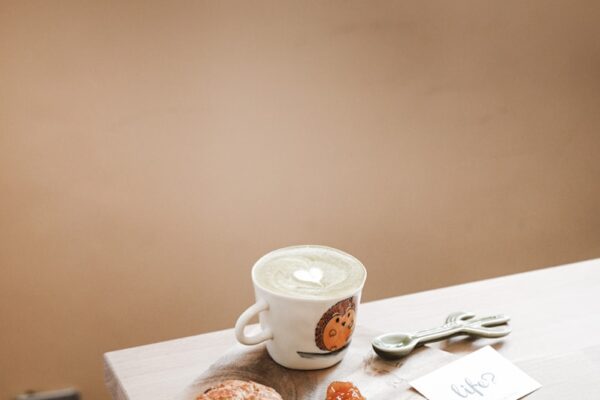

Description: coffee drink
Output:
[253,245,366,299]
[237,245,367,369]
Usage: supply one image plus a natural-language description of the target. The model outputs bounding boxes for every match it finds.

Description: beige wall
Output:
[1,1,600,399]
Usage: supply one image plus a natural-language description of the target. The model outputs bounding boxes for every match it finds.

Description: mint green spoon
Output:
[372,311,511,360]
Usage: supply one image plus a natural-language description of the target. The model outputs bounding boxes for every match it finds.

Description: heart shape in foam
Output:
[293,267,323,285]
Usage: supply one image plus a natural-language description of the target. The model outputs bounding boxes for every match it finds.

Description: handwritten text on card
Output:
[410,346,541,400]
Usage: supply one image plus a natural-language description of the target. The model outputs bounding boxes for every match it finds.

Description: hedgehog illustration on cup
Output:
[315,297,357,352]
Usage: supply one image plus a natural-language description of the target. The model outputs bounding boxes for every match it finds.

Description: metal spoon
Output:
[372,311,511,359]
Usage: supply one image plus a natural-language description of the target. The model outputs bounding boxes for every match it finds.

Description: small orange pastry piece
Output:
[326,381,366,400]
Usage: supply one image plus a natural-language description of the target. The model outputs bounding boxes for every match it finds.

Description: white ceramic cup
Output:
[234,245,367,370]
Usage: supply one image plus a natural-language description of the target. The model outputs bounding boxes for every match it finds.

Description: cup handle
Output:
[235,299,273,345]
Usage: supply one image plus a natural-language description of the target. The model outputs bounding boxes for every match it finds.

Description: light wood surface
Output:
[179,327,457,400]
[104,259,600,399]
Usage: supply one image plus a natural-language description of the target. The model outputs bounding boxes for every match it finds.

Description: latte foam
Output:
[253,246,366,299]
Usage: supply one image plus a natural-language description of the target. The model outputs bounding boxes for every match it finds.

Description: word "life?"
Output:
[451,372,496,398]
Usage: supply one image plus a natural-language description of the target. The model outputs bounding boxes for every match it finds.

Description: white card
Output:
[410,346,541,400]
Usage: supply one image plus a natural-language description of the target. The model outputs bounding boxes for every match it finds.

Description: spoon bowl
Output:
[372,332,418,359]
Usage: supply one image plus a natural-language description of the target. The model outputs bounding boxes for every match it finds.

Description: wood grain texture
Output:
[104,259,600,399]
[181,327,456,400]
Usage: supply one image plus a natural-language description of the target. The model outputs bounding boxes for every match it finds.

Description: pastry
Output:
[196,379,283,400]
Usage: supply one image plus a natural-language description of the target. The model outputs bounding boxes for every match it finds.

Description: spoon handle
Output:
[413,324,463,344]
[411,312,511,344]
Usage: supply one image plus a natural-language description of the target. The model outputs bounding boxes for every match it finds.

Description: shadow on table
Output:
[181,327,458,400]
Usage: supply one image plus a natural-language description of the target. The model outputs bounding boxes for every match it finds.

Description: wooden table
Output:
[104,259,600,399]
